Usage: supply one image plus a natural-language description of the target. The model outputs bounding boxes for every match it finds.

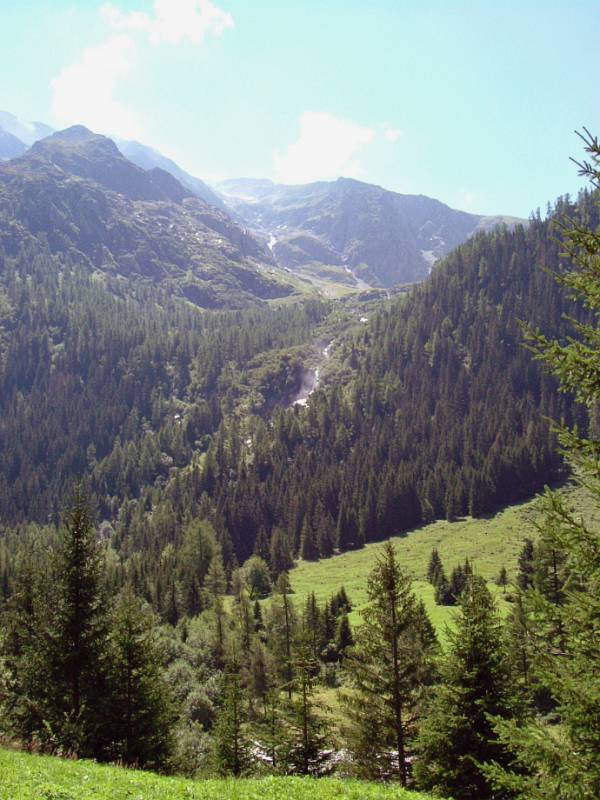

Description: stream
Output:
[292,341,334,407]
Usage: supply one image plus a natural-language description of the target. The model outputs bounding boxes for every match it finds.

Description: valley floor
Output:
[0,749,437,800]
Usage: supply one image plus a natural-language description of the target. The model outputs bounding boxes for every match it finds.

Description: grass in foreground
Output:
[0,749,436,800]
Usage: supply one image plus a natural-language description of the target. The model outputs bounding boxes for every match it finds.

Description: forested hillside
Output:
[164,193,593,578]
[0,244,330,524]
[1,143,599,798]
[0,193,594,615]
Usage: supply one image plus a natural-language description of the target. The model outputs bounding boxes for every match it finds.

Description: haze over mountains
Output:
[0,110,523,299]
[0,125,292,308]
[217,178,523,288]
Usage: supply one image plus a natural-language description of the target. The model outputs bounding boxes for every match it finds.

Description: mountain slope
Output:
[217,177,523,288]
[0,128,27,160]
[161,193,591,569]
[0,126,293,308]
[117,138,227,209]
[0,109,53,145]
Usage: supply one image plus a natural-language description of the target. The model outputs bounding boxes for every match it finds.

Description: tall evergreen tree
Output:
[284,640,331,775]
[31,488,111,756]
[488,129,600,800]
[414,576,519,799]
[342,542,434,785]
[212,654,251,776]
[106,585,174,767]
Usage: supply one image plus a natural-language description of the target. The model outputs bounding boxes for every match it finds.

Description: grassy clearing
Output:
[290,482,597,638]
[0,749,436,800]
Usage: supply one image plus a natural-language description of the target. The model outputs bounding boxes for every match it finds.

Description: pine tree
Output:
[205,548,227,599]
[498,565,508,594]
[335,613,354,660]
[487,130,600,799]
[30,488,111,756]
[300,519,319,561]
[212,654,252,776]
[414,576,519,799]
[516,538,535,590]
[269,573,296,699]
[426,547,443,584]
[106,585,174,767]
[342,542,435,784]
[269,527,294,579]
[284,640,331,775]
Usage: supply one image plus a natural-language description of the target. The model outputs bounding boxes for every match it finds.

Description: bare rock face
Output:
[217,176,523,287]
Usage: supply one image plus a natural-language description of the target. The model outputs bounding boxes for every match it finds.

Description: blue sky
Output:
[2,0,600,216]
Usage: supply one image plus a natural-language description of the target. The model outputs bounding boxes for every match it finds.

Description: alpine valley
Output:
[0,105,599,800]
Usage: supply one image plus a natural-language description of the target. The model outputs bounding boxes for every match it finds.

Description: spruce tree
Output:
[33,488,111,756]
[487,129,600,800]
[516,538,535,590]
[426,547,444,584]
[106,585,174,768]
[342,542,435,784]
[212,654,252,776]
[414,576,519,799]
[284,640,331,775]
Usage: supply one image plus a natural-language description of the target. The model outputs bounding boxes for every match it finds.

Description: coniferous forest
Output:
[0,30,599,792]
[1,129,599,796]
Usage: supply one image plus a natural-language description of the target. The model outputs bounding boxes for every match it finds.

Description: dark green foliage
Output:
[414,577,519,799]
[487,131,600,800]
[1,492,176,765]
[434,557,473,606]
[426,548,443,585]
[497,566,508,593]
[284,642,331,776]
[334,614,354,659]
[212,658,251,777]
[106,586,174,767]
[1,489,110,755]
[342,542,436,785]
[0,240,328,535]
[196,193,592,573]
[35,488,110,754]
[269,527,294,579]
[516,538,535,590]
[330,587,352,616]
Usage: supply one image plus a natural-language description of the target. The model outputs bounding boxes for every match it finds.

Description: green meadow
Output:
[0,749,438,800]
[290,482,595,636]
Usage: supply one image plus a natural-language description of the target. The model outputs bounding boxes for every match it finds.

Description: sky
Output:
[1,0,600,217]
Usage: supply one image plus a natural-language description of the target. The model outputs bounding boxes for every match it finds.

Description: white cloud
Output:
[382,123,402,143]
[50,34,142,139]
[273,112,376,184]
[457,190,482,210]
[100,0,234,45]
[50,0,233,139]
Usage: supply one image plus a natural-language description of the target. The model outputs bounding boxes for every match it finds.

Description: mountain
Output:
[0,128,27,161]
[117,139,227,210]
[174,193,592,564]
[0,110,53,145]
[0,110,227,209]
[217,177,523,288]
[0,126,293,308]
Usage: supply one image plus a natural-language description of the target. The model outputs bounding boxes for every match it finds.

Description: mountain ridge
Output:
[0,125,293,308]
[217,176,524,287]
